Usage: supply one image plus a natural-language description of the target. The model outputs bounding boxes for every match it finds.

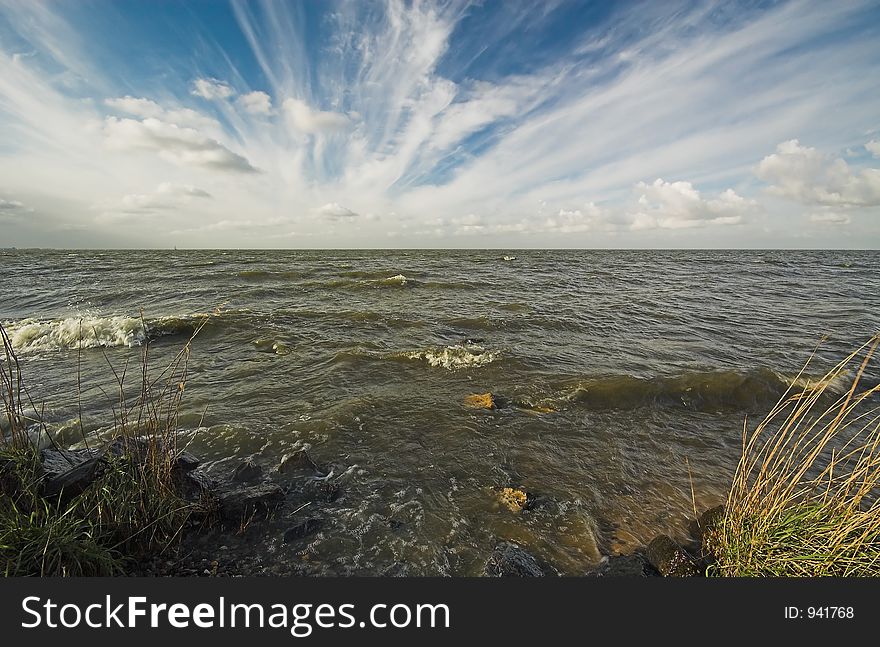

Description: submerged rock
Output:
[646,535,700,577]
[219,483,284,522]
[586,554,660,577]
[484,542,546,577]
[283,518,324,543]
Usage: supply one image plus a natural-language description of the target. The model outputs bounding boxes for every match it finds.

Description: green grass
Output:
[1,316,210,577]
[708,335,880,577]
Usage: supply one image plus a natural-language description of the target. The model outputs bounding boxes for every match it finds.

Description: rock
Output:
[697,505,724,538]
[232,458,263,483]
[464,393,497,410]
[277,449,323,477]
[282,518,324,543]
[496,487,529,512]
[40,448,105,499]
[173,468,216,504]
[219,483,284,522]
[174,451,201,472]
[484,542,546,577]
[646,535,700,577]
[586,554,660,577]
[298,478,341,504]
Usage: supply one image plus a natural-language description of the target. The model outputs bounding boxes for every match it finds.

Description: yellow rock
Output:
[498,487,528,513]
[464,392,496,409]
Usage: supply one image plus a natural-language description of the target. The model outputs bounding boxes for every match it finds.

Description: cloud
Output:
[283,98,350,134]
[0,197,29,222]
[810,211,851,225]
[629,179,755,230]
[238,91,272,115]
[105,96,220,131]
[191,77,234,100]
[316,202,359,219]
[103,117,258,173]
[867,140,880,158]
[117,182,211,213]
[756,140,880,207]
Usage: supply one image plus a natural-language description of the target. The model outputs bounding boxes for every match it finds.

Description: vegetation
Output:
[708,334,880,576]
[0,319,208,576]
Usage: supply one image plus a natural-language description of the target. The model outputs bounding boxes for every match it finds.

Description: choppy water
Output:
[1,249,879,575]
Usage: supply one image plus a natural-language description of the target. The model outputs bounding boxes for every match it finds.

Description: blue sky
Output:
[0,0,878,248]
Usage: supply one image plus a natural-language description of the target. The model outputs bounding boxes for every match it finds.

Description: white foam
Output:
[401,344,499,370]
[6,316,146,352]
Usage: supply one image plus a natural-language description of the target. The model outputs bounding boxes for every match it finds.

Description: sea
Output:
[1,248,879,574]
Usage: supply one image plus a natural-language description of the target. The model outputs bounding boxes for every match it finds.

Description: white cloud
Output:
[102,117,258,173]
[117,182,211,213]
[191,77,234,100]
[238,91,272,115]
[810,211,851,225]
[629,179,755,230]
[756,140,880,207]
[867,140,880,158]
[104,95,162,118]
[316,202,358,219]
[105,96,220,131]
[283,98,350,134]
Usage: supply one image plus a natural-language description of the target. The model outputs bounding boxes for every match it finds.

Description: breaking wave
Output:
[395,344,500,370]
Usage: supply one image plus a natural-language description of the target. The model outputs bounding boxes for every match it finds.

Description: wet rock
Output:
[484,542,546,577]
[496,487,529,512]
[298,478,341,504]
[646,535,700,577]
[697,505,724,538]
[282,518,324,543]
[586,554,660,577]
[40,448,105,499]
[277,449,323,477]
[464,393,498,410]
[232,458,263,483]
[219,483,284,522]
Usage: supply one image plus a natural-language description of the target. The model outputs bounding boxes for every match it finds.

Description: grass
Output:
[1,316,209,576]
[707,334,880,576]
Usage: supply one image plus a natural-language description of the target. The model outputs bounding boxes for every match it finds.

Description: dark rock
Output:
[277,449,323,477]
[282,518,324,543]
[219,483,284,522]
[40,447,94,475]
[484,541,546,577]
[232,458,263,483]
[174,451,201,472]
[173,469,217,504]
[298,478,341,503]
[41,454,105,499]
[586,554,660,577]
[646,535,700,577]
[697,505,724,538]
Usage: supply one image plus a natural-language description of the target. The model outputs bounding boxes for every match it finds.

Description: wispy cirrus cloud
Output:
[0,0,878,247]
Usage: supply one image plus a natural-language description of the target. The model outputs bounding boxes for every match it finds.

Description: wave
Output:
[395,343,500,370]
[533,368,854,412]
[4,312,226,353]
[238,270,307,281]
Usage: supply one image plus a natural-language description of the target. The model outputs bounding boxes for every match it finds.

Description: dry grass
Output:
[708,334,880,576]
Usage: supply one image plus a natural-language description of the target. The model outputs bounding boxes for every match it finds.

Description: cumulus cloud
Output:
[810,212,851,225]
[867,140,880,158]
[191,77,234,100]
[284,99,350,134]
[105,96,219,131]
[756,140,880,207]
[316,202,358,219]
[238,91,272,115]
[103,117,258,173]
[629,179,755,230]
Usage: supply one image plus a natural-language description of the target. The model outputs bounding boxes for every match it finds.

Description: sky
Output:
[0,0,879,249]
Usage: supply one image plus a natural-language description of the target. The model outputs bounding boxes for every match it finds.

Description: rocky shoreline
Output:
[26,437,727,578]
